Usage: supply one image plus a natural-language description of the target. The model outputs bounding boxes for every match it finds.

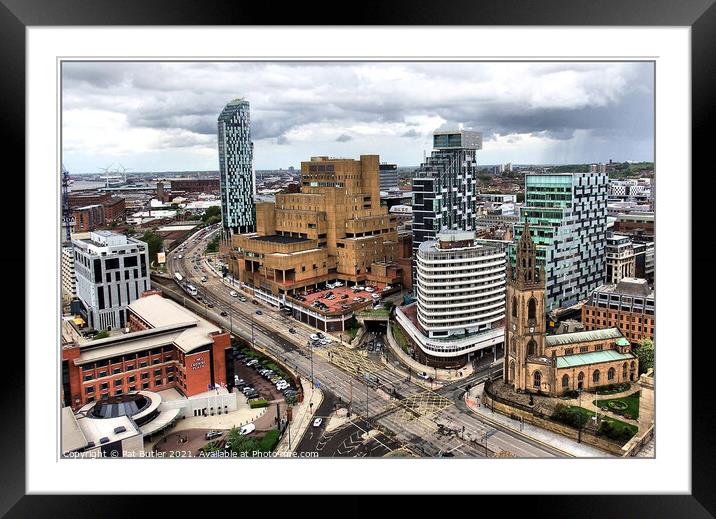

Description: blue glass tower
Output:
[218,98,255,235]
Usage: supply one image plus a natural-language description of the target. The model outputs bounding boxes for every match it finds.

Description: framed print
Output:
[6,0,714,514]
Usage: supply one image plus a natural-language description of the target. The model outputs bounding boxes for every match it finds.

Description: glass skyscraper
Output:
[218,98,255,235]
[411,129,482,279]
[510,172,608,310]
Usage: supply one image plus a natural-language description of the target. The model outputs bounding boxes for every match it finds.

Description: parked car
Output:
[417,371,430,380]
[313,418,323,427]
[276,382,290,391]
[239,424,256,436]
[316,332,324,338]
[244,390,259,399]
[246,359,259,366]
[256,310,262,315]
[230,290,239,297]
[239,296,247,302]
[289,327,297,334]
[365,286,375,293]
[205,430,222,440]
[310,334,320,341]
[220,311,228,316]
[242,386,255,394]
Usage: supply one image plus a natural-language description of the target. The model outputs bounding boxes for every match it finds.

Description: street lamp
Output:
[308,339,314,390]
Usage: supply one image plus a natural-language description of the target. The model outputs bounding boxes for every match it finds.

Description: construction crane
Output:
[61,163,72,242]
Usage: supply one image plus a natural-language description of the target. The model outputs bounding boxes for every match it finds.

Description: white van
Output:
[239,423,256,436]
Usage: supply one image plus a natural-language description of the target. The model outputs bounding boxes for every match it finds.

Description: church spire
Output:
[515,218,541,287]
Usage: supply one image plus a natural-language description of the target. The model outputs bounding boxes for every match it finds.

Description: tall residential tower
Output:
[411,129,482,279]
[218,98,255,235]
[510,171,608,310]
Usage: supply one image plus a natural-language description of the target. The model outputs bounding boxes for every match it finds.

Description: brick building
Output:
[73,204,105,232]
[581,277,655,345]
[170,178,220,193]
[61,293,231,410]
[503,222,638,396]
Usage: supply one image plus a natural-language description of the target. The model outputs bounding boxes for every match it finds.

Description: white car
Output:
[230,291,239,297]
[417,371,430,380]
[333,282,343,287]
[276,383,290,391]
[320,338,332,345]
[310,334,320,341]
[371,294,380,299]
[239,424,255,435]
[365,286,375,293]
[313,418,323,427]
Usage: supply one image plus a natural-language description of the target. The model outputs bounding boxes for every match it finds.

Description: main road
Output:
[156,225,567,458]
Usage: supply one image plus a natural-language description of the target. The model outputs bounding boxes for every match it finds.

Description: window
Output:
[608,368,615,380]
[528,298,537,320]
[533,371,542,388]
[562,374,569,388]
[141,373,149,380]
[113,379,122,387]
[622,363,628,378]
[527,340,536,356]
[85,386,95,394]
[592,370,600,383]
[127,376,135,383]
[100,382,108,390]
[511,296,517,318]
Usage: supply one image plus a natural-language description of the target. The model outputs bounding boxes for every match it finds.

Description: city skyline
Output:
[62,61,654,173]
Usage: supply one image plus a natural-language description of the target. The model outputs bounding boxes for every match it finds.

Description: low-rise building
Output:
[73,204,105,232]
[581,277,654,345]
[61,293,232,411]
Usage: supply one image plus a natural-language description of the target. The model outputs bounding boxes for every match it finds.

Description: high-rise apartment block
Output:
[511,172,608,310]
[61,245,77,303]
[379,163,399,190]
[411,129,482,272]
[72,231,150,331]
[395,230,506,368]
[218,98,255,235]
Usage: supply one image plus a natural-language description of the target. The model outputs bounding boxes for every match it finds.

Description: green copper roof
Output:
[556,349,635,369]
[616,338,630,347]
[546,327,623,346]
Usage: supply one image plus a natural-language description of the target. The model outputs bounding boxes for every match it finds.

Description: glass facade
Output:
[510,172,607,310]
[218,98,256,235]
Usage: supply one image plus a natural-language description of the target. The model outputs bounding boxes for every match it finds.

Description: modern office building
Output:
[395,230,506,368]
[411,129,482,276]
[582,277,655,345]
[503,222,638,396]
[605,233,636,284]
[72,230,150,331]
[379,163,399,190]
[230,155,400,313]
[218,98,255,235]
[633,242,655,286]
[510,171,608,310]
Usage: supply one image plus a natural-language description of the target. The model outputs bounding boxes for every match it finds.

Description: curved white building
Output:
[396,230,506,368]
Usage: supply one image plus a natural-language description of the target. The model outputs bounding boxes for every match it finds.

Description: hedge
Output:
[259,429,280,452]
[249,399,269,409]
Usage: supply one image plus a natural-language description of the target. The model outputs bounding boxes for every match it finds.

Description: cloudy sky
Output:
[62,61,654,172]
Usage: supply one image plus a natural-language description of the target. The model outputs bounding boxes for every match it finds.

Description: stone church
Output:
[504,222,639,396]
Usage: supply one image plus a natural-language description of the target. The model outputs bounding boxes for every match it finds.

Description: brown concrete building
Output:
[231,155,401,299]
[504,222,638,396]
[582,277,655,345]
[103,196,126,222]
[69,191,125,223]
[613,212,654,236]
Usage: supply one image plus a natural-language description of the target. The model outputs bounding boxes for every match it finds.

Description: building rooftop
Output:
[546,327,623,346]
[556,349,635,369]
[61,406,88,453]
[593,277,653,298]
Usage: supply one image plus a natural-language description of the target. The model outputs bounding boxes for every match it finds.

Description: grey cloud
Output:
[401,129,420,138]
[335,134,352,142]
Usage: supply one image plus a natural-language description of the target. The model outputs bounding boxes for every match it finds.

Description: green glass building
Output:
[510,172,608,310]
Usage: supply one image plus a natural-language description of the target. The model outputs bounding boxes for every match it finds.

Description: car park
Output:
[205,430,222,440]
[313,418,323,427]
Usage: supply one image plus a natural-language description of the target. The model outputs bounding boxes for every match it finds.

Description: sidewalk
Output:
[385,323,475,383]
[274,377,324,454]
[465,383,612,458]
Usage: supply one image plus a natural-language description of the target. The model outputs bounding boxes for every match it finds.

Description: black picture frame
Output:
[5,0,713,515]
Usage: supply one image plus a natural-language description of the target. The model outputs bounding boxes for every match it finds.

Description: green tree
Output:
[140,230,163,264]
[636,338,654,374]
[206,235,220,253]
[92,330,110,340]
[201,205,222,222]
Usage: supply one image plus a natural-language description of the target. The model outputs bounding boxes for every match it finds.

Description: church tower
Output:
[504,221,547,392]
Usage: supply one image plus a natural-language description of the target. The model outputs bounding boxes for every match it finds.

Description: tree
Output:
[92,330,110,340]
[636,338,654,374]
[383,301,395,313]
[201,205,222,222]
[206,235,220,253]
[140,230,163,264]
